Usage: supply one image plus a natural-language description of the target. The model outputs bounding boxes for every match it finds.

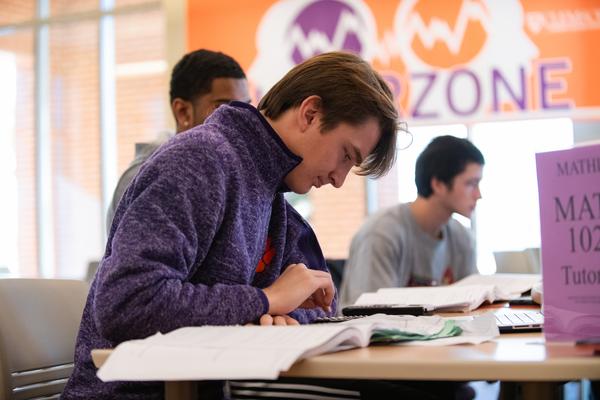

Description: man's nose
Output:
[329,165,351,188]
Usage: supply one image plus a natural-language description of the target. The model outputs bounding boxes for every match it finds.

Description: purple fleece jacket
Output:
[62,102,335,399]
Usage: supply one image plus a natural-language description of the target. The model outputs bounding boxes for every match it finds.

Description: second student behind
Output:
[340,135,485,308]
[106,49,251,232]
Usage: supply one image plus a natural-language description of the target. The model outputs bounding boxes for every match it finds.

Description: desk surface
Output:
[92,331,600,382]
[282,333,600,381]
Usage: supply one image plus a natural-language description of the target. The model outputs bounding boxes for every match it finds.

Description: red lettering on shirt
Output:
[255,237,275,273]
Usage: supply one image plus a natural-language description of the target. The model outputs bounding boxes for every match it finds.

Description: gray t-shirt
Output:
[339,202,476,309]
[106,141,164,235]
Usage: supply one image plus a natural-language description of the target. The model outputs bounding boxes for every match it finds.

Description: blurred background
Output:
[1,0,598,279]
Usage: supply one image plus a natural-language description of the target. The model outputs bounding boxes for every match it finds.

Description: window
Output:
[0,0,166,278]
[0,31,36,277]
[471,118,573,273]
[0,51,19,276]
[49,19,102,278]
[114,8,168,174]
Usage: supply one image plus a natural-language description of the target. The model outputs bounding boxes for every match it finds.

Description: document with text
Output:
[97,314,497,382]
[357,273,541,312]
[451,273,541,297]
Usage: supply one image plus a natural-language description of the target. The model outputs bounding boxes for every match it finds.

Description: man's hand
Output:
[262,263,334,316]
[258,314,300,325]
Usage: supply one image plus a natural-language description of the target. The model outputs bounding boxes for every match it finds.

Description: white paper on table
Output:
[339,314,448,335]
[359,274,542,313]
[97,324,355,382]
[451,273,541,298]
[358,285,501,312]
[399,313,499,346]
[97,314,500,382]
[353,290,465,312]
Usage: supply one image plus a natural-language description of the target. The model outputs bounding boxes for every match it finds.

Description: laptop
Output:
[316,308,544,333]
[494,309,544,333]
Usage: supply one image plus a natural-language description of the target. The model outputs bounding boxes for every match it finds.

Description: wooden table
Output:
[92,330,600,400]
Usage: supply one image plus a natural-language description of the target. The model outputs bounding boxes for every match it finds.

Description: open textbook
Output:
[355,273,541,312]
[97,314,498,382]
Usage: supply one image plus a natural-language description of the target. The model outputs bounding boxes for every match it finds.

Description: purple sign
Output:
[288,0,365,64]
[536,143,600,341]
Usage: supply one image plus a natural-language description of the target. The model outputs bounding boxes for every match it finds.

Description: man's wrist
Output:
[257,287,271,315]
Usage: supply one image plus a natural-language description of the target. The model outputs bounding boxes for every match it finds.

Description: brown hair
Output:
[258,52,401,177]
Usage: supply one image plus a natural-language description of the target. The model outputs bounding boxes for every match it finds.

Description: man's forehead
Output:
[459,162,484,178]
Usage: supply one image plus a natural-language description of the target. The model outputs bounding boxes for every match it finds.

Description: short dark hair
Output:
[169,49,246,103]
[258,51,401,178]
[415,135,485,198]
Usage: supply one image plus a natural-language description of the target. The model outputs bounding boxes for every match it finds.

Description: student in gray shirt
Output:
[340,135,485,308]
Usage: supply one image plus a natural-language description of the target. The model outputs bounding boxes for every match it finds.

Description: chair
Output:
[0,279,89,399]
[325,258,346,293]
[493,248,541,274]
[85,260,100,283]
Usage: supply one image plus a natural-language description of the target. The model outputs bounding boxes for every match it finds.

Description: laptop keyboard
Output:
[495,311,544,326]
[315,311,545,330]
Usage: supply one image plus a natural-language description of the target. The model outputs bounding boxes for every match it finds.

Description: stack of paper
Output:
[97,314,498,382]
[451,273,541,297]
[370,320,461,343]
[355,273,541,312]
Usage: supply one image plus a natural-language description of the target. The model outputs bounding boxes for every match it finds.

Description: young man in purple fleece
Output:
[62,51,399,399]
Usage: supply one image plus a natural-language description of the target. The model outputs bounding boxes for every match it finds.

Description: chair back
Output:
[85,260,100,283]
[0,279,88,400]
[493,248,541,274]
[325,259,346,293]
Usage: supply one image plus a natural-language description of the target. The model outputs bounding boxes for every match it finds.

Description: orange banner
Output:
[188,0,600,124]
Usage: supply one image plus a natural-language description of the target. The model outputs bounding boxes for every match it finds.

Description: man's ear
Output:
[171,98,193,132]
[430,177,448,195]
[297,95,322,132]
